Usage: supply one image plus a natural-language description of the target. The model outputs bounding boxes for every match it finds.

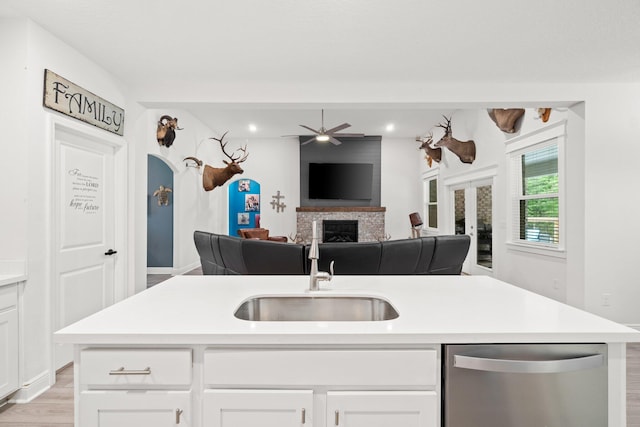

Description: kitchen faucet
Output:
[309,220,333,291]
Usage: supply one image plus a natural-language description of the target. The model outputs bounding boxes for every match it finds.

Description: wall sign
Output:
[43,69,125,136]
[62,146,104,248]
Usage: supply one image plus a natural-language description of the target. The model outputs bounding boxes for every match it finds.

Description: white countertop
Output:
[54,275,640,346]
[0,273,27,288]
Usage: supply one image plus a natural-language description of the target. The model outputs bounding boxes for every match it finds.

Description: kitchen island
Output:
[55,275,640,426]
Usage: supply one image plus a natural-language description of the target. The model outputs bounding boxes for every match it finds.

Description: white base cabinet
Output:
[78,348,193,427]
[203,389,313,427]
[80,390,192,426]
[327,391,438,427]
[202,347,440,427]
[0,284,19,400]
[77,346,440,427]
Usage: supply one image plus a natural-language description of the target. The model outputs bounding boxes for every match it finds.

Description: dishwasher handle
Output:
[453,353,604,374]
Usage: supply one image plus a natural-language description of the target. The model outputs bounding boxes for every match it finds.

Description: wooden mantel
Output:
[296,206,386,213]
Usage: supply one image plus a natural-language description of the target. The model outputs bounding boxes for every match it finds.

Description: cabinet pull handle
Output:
[301,408,306,424]
[335,410,340,426]
[108,366,152,375]
[175,408,183,424]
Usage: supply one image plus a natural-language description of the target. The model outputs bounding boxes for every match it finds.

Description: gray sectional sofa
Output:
[194,230,471,276]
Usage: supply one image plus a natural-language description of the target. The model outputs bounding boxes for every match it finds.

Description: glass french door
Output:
[452,179,493,275]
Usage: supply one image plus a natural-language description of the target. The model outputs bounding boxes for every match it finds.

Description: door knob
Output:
[104,249,118,256]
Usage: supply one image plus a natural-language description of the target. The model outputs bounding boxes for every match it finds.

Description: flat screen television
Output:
[308,163,373,200]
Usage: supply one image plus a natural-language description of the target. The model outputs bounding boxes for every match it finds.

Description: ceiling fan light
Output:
[316,134,330,142]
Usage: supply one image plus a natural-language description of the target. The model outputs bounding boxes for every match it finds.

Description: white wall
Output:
[382,137,424,240]
[583,85,640,325]
[0,19,28,260]
[141,109,223,279]
[2,18,134,399]
[433,108,576,303]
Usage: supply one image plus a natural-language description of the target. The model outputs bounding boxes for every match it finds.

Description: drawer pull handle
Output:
[301,408,306,424]
[108,366,152,375]
[176,408,183,424]
[335,410,339,426]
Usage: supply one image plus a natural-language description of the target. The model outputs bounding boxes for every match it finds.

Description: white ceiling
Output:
[2,0,639,138]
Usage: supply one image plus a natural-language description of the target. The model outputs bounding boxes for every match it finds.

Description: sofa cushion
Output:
[242,239,306,275]
[218,235,248,274]
[428,235,471,275]
[378,238,423,274]
[310,242,382,275]
[194,231,217,275]
[415,237,436,274]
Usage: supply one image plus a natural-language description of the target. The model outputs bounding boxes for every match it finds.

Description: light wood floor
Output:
[1,343,639,426]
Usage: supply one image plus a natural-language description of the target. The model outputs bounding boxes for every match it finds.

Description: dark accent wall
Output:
[299,136,381,207]
[147,155,174,267]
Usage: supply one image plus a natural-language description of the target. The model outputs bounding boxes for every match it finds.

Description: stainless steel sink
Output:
[234,295,399,322]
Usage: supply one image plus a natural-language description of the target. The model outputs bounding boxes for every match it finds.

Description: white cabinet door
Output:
[0,286,18,399]
[79,390,191,427]
[327,391,438,427]
[203,389,313,427]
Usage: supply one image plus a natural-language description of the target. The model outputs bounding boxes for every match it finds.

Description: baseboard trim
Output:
[173,262,200,275]
[147,267,173,275]
[9,370,51,403]
[147,262,200,276]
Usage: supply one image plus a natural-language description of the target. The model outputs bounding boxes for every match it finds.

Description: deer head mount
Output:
[433,116,476,164]
[156,115,183,147]
[416,131,442,167]
[183,131,249,191]
[487,108,525,133]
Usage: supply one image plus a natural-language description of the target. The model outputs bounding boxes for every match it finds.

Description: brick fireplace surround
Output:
[296,207,386,243]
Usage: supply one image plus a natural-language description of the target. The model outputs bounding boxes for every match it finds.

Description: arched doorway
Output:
[147,155,174,272]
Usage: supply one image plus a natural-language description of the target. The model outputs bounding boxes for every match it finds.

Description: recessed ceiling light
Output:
[385,123,395,132]
[248,124,257,132]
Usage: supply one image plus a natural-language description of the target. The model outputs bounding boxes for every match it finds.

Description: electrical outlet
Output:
[602,293,611,307]
[552,279,559,290]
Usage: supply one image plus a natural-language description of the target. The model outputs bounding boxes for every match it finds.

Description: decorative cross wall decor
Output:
[270,190,286,213]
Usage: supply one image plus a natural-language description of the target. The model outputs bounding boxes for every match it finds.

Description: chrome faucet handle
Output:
[318,261,334,282]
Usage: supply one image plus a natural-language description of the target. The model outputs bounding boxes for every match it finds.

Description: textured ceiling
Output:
[2,0,639,137]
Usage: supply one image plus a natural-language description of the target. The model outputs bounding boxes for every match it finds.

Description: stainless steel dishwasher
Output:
[443,343,607,427]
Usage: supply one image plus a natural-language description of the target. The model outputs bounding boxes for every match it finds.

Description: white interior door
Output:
[54,127,119,370]
[452,179,494,276]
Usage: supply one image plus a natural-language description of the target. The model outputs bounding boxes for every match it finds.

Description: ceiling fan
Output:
[295,109,364,145]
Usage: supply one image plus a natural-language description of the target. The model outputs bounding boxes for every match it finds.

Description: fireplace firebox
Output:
[323,220,358,243]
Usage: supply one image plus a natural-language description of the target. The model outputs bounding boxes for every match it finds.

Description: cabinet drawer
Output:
[0,284,17,312]
[204,349,438,387]
[80,348,192,388]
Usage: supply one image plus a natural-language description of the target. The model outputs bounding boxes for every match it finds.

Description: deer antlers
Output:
[210,131,249,165]
[184,132,250,192]
[436,115,452,136]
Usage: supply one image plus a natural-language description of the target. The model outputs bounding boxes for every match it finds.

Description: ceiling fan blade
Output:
[325,123,351,134]
[300,137,316,145]
[299,124,320,134]
[328,136,343,145]
[332,133,365,138]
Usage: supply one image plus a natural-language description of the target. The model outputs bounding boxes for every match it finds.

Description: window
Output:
[519,145,558,243]
[507,121,565,253]
[423,176,438,230]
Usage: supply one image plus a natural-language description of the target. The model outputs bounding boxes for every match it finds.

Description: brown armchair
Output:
[238,228,287,242]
